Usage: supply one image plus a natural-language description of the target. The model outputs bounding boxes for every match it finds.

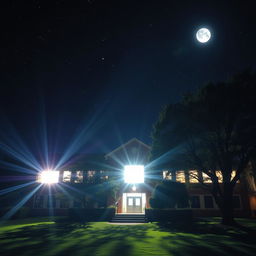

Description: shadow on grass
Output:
[150,218,256,256]
[1,218,256,256]
[154,218,256,243]
[0,220,150,256]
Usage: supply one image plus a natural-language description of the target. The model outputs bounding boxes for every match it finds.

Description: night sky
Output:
[0,0,255,157]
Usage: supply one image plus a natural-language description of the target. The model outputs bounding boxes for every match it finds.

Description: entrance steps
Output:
[110,214,148,223]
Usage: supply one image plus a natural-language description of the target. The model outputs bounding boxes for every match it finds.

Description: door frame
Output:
[122,193,146,213]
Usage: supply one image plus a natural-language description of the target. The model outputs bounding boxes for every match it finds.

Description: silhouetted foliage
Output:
[149,180,189,208]
[151,70,256,225]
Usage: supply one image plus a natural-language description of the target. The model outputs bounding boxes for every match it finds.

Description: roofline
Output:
[105,138,151,159]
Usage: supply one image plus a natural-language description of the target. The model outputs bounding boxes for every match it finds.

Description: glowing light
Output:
[38,170,59,184]
[132,185,136,191]
[1,184,42,220]
[124,165,144,183]
[196,28,211,43]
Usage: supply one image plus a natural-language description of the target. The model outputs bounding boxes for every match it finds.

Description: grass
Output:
[0,217,255,256]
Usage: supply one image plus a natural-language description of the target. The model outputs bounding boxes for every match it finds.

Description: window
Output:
[100,170,109,181]
[87,170,96,183]
[189,170,199,183]
[231,170,239,182]
[204,196,214,208]
[163,170,172,180]
[34,196,44,208]
[177,200,189,208]
[74,171,83,183]
[190,196,200,208]
[202,172,212,183]
[176,171,185,183]
[135,198,140,206]
[233,196,241,208]
[216,171,238,183]
[128,198,133,206]
[63,171,71,182]
[47,195,56,208]
[60,198,70,208]
[216,171,223,183]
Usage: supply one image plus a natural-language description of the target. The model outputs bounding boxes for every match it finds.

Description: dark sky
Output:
[0,0,255,156]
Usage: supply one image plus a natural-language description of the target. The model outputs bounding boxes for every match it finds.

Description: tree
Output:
[151,70,256,225]
[149,180,189,209]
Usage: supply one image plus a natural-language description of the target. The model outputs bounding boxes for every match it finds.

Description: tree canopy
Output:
[150,70,256,225]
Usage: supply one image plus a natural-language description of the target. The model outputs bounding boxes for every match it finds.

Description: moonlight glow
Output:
[196,28,211,43]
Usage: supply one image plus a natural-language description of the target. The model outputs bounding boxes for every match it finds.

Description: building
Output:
[32,138,256,217]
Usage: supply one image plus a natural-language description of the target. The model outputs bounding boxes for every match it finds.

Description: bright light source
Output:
[38,170,59,184]
[124,165,144,183]
[196,27,211,43]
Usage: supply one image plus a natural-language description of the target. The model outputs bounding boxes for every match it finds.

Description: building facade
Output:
[32,138,256,217]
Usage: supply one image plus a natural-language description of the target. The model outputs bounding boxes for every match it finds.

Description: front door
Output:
[127,197,142,213]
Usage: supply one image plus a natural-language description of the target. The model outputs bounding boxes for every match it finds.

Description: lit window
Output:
[100,170,109,181]
[216,171,223,183]
[63,171,71,182]
[128,198,133,206]
[38,170,59,184]
[87,170,96,181]
[215,170,238,183]
[176,171,185,183]
[88,170,96,178]
[189,170,199,183]
[202,172,212,183]
[74,171,83,183]
[231,170,239,182]
[163,170,172,180]
[124,165,144,183]
[135,198,140,206]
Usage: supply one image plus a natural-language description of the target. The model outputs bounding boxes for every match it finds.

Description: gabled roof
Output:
[105,138,151,159]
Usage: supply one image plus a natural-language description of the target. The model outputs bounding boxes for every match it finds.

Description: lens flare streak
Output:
[1,184,43,220]
[0,181,36,195]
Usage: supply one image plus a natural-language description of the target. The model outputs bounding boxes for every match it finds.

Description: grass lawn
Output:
[0,217,255,256]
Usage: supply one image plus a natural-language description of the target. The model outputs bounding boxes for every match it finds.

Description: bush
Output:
[149,180,189,209]
[68,208,115,222]
[146,208,193,223]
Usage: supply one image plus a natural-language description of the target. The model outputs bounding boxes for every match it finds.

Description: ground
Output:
[0,217,255,256]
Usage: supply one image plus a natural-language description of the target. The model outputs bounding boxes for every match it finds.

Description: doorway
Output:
[122,193,146,213]
[127,197,142,213]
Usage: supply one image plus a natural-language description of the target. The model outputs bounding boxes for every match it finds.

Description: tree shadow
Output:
[149,218,256,256]
[0,221,151,256]
[1,219,255,256]
[153,218,256,246]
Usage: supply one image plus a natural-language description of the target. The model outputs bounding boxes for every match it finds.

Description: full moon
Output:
[196,28,211,43]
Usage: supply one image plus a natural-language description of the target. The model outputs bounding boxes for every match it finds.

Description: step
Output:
[110,214,148,223]
[111,219,148,223]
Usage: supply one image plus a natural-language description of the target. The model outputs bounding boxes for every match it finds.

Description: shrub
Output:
[68,208,115,222]
[146,208,193,222]
[149,180,189,209]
